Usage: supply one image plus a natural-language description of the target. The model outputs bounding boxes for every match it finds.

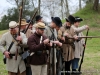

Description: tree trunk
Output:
[61,0,63,19]
[79,0,81,10]
[93,0,99,11]
[38,0,41,15]
[65,0,69,17]
[31,0,35,8]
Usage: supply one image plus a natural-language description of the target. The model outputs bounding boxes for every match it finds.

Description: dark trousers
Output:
[26,67,32,75]
[65,61,72,75]
[56,50,63,75]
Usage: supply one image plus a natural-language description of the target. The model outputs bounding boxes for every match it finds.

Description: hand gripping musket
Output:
[15,0,23,60]
[78,29,89,72]
[24,8,38,34]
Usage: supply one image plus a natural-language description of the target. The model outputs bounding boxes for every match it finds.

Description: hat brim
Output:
[9,26,17,29]
[65,18,73,24]
[38,28,45,30]
[66,18,69,22]
[17,23,29,26]
[75,19,83,22]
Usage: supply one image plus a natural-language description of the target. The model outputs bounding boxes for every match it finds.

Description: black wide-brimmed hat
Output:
[51,17,62,27]
[66,15,75,24]
[36,15,42,21]
[74,17,83,22]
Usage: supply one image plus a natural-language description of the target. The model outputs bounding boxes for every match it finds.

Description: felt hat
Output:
[74,17,83,22]
[35,22,45,29]
[66,15,75,24]
[17,19,28,26]
[36,15,42,21]
[51,17,62,27]
[9,21,17,28]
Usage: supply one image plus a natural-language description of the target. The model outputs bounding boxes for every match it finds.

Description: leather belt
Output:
[10,52,23,56]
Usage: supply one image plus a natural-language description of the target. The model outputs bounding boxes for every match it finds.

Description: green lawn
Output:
[79,28,100,75]
[0,29,100,75]
[0,30,8,75]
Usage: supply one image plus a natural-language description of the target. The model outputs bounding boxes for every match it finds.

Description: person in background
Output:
[17,19,28,33]
[17,19,34,75]
[26,20,35,38]
[33,15,43,31]
[35,15,43,23]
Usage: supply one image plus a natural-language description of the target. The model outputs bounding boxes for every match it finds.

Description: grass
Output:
[0,30,8,75]
[73,4,100,28]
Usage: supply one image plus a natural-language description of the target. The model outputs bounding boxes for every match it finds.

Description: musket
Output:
[18,0,23,35]
[52,33,56,75]
[15,0,23,60]
[24,8,38,34]
[49,28,57,75]
[48,36,52,75]
[66,36,100,39]
[78,29,89,72]
[77,36,100,38]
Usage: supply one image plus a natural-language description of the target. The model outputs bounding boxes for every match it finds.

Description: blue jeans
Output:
[72,58,80,69]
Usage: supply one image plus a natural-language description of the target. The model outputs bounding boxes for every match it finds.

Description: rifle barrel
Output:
[78,36,100,38]
[18,6,23,36]
[24,8,38,34]
[66,36,100,39]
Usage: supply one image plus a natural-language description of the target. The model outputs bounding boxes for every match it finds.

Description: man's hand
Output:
[64,32,69,37]
[16,36,22,41]
[73,35,78,40]
[83,44,86,47]
[52,41,62,46]
[61,37,65,42]
[85,25,89,30]
[4,51,10,58]
[43,39,50,45]
[47,42,52,47]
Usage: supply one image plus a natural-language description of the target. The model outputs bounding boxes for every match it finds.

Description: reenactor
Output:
[58,15,78,75]
[17,19,34,75]
[44,17,62,75]
[0,21,27,75]
[27,22,52,75]
[33,15,43,31]
[71,17,89,74]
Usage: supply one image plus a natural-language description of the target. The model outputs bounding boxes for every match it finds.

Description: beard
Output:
[66,26,70,29]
